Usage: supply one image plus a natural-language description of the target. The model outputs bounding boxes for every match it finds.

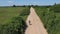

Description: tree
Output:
[13,5,16,7]
[54,3,56,6]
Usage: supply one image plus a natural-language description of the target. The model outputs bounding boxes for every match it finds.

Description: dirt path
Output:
[25,7,48,34]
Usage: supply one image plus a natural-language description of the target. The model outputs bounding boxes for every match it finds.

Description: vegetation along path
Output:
[25,7,48,34]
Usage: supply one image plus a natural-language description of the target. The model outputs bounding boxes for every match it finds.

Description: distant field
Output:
[34,4,60,34]
[0,7,29,24]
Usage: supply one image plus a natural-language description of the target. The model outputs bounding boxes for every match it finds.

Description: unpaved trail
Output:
[25,7,48,34]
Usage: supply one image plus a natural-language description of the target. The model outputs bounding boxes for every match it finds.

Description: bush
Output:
[0,16,27,34]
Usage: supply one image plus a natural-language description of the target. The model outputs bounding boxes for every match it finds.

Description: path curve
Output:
[25,7,48,34]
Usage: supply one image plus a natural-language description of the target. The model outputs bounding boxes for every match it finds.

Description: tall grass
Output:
[34,4,60,34]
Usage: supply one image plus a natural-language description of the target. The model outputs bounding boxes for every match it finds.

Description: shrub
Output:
[0,16,27,34]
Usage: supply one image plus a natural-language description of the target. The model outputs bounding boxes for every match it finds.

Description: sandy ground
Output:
[25,7,48,34]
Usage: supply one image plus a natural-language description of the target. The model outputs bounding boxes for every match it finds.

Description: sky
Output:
[0,0,60,6]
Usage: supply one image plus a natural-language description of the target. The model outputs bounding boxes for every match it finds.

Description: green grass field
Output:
[0,7,29,24]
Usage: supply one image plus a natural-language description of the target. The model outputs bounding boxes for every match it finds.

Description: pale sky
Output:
[0,0,60,6]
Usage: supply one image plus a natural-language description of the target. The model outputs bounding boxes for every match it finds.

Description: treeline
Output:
[12,5,51,8]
